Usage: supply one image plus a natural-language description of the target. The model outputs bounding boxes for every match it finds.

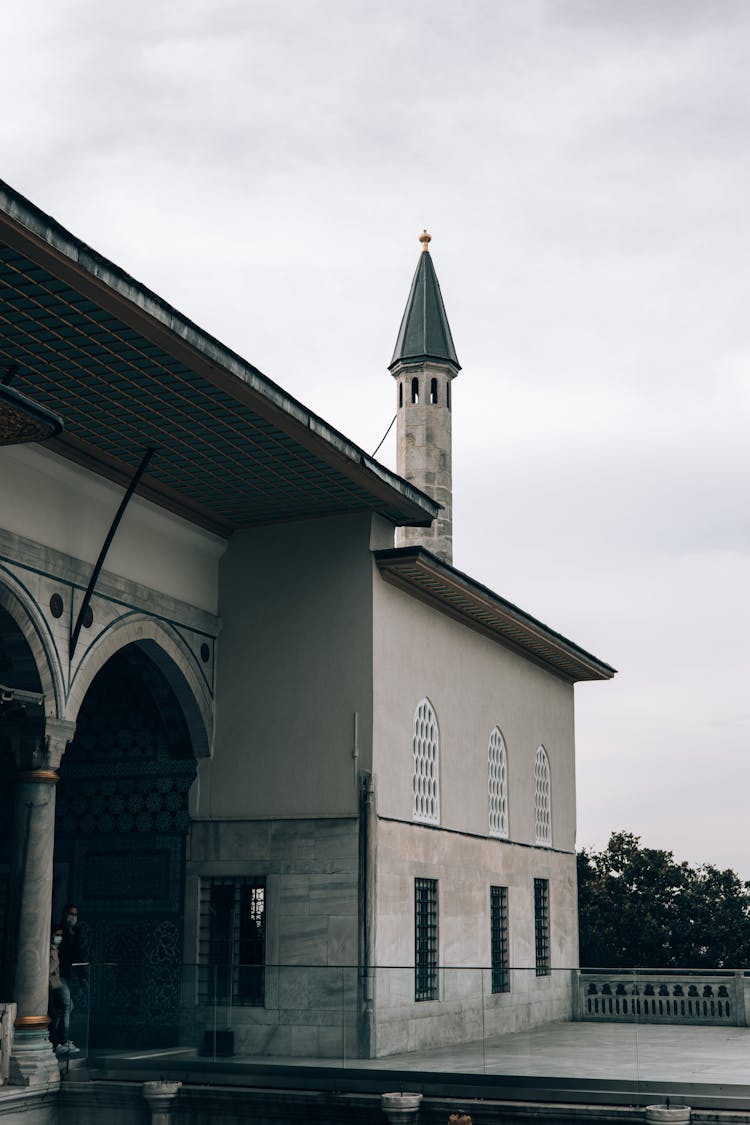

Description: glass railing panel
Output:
[44,958,750,1119]
[76,958,745,1097]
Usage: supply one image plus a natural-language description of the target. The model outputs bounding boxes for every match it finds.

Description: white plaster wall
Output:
[1,445,225,614]
[203,514,376,820]
[372,573,577,850]
[372,818,578,1056]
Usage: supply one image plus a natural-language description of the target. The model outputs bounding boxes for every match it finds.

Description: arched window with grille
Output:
[412,698,440,824]
[534,746,551,845]
[488,727,509,838]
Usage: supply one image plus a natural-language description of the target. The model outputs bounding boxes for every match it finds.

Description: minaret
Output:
[389,230,460,564]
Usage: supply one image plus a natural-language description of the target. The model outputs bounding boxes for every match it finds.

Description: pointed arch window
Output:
[488,727,508,838]
[534,746,551,845]
[430,377,438,404]
[412,699,440,824]
[411,377,419,404]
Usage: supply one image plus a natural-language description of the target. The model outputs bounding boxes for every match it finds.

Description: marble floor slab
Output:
[101,1021,750,1087]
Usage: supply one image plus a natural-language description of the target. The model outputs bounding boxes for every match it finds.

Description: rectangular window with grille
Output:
[414,877,438,1001]
[199,877,266,1005]
[534,877,550,976]
[490,885,510,993]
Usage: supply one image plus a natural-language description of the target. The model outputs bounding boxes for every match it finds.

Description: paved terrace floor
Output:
[97,1023,750,1083]
[88,1022,750,1109]
[354,1022,750,1083]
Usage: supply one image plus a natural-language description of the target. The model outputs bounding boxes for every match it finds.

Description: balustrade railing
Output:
[576,970,748,1026]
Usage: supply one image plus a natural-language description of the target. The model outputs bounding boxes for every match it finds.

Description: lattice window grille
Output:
[534,746,552,845]
[490,885,510,994]
[412,699,440,824]
[198,876,266,1006]
[488,728,509,838]
[534,877,550,976]
[415,877,438,1002]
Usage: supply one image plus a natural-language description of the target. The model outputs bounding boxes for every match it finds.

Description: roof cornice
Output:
[0,180,439,533]
[374,547,616,683]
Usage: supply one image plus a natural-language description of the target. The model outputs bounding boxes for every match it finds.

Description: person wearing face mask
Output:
[56,903,86,1056]
[59,904,88,988]
[48,924,67,1051]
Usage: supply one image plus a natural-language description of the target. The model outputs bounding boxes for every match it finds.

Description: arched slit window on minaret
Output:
[411,376,419,404]
[430,377,438,404]
[446,381,451,410]
[399,382,403,408]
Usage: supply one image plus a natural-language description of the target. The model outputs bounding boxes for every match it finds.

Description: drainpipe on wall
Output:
[358,769,376,1058]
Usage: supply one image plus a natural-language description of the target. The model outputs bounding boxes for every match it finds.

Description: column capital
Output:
[12,717,76,772]
[44,718,77,769]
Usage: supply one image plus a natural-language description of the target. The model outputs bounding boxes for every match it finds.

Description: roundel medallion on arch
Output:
[54,642,200,1048]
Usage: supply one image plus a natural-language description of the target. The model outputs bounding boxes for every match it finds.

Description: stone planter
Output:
[381,1091,423,1125]
[143,1080,182,1125]
[645,1107,690,1125]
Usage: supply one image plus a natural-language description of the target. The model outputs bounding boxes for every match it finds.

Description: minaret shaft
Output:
[392,360,455,562]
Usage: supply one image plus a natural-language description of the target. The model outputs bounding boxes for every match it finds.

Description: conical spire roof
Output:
[389,232,460,372]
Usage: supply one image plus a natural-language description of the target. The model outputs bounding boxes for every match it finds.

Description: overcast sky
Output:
[3,1,749,875]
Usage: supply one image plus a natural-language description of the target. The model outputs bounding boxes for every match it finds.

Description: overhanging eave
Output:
[0,180,439,534]
[374,547,616,684]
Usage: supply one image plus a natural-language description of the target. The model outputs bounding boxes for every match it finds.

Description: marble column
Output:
[7,717,75,1087]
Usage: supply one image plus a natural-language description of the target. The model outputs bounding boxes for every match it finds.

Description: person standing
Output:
[57,903,86,1056]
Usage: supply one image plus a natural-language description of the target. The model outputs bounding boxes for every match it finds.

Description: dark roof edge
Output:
[0,179,439,528]
[387,352,461,373]
[374,546,617,683]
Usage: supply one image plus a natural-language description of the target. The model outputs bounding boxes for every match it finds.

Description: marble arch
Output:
[66,614,213,760]
[0,574,63,720]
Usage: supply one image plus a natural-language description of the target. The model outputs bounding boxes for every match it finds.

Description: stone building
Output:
[0,181,614,1089]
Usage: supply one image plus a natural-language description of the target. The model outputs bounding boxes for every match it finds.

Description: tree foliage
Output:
[577,831,750,969]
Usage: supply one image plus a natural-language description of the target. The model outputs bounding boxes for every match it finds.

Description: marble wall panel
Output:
[277,966,309,1010]
[277,874,311,916]
[308,966,354,1011]
[185,816,360,1058]
[290,1024,319,1057]
[277,913,328,964]
[309,872,357,915]
[327,915,357,964]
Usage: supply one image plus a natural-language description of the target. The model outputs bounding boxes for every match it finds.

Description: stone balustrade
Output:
[575,971,749,1026]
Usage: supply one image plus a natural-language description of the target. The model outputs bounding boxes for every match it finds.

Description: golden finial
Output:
[419,229,431,252]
